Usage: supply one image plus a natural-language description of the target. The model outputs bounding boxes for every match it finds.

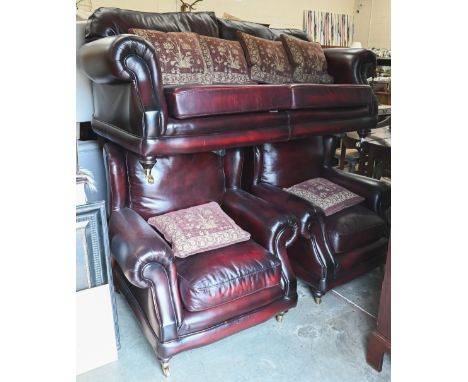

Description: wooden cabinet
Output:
[366,240,391,371]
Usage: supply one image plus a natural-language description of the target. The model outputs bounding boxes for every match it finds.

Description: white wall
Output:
[353,0,391,49]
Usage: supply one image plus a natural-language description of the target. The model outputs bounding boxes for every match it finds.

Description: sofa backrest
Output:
[86,7,309,43]
[86,8,219,42]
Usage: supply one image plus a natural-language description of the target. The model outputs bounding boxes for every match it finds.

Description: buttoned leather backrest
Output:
[254,137,325,188]
[86,8,219,41]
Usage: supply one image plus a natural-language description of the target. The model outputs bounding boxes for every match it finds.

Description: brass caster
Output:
[160,361,170,377]
[275,313,284,322]
[144,168,154,184]
[314,296,322,305]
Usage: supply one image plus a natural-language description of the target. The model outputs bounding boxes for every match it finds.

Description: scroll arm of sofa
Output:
[323,48,377,85]
[78,34,168,121]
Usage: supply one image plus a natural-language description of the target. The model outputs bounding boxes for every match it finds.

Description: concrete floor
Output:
[78,269,390,382]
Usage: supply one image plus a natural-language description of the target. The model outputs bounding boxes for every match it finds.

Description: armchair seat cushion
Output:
[176,239,282,312]
[325,204,387,254]
[165,84,292,119]
[290,83,374,110]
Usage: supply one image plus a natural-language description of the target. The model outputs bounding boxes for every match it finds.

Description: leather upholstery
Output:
[164,84,292,119]
[176,240,282,312]
[104,142,298,361]
[290,84,374,110]
[86,8,219,41]
[249,136,390,297]
[325,204,387,254]
[79,8,379,160]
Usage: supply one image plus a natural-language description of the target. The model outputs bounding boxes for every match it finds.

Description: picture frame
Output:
[76,201,120,349]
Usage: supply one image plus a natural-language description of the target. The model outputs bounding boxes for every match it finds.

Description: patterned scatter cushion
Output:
[198,35,253,84]
[148,202,251,258]
[280,34,334,84]
[285,178,364,216]
[129,28,211,85]
[236,31,292,84]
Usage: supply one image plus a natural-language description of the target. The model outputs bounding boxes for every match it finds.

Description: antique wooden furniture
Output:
[246,136,390,303]
[366,240,391,371]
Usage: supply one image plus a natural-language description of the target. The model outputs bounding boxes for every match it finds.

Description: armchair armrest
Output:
[251,183,321,239]
[321,167,391,222]
[109,207,182,340]
[79,34,168,138]
[221,189,298,298]
[323,48,376,85]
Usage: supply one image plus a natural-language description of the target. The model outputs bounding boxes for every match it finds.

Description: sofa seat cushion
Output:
[290,83,374,110]
[176,239,282,312]
[325,204,387,254]
[165,84,292,119]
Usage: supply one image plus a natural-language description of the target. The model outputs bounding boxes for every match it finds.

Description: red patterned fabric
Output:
[285,178,364,216]
[129,28,210,85]
[148,202,250,258]
[198,35,253,84]
[280,34,333,84]
[236,31,292,84]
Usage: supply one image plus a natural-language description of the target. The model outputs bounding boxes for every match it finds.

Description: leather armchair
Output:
[104,142,298,376]
[247,135,390,303]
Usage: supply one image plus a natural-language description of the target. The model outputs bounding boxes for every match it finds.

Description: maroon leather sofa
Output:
[246,136,390,303]
[79,8,378,183]
[104,142,298,375]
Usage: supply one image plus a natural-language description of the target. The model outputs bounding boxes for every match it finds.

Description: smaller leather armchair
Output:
[104,142,298,376]
[247,135,390,303]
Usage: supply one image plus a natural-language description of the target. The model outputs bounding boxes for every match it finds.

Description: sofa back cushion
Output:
[217,18,275,41]
[198,35,252,84]
[256,137,325,188]
[85,8,219,41]
[280,34,334,84]
[129,29,211,85]
[236,31,292,84]
[124,151,225,220]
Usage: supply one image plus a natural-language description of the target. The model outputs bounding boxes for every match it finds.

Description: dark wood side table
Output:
[366,240,391,371]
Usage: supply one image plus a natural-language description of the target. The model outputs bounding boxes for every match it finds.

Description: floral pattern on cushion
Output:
[285,178,364,216]
[148,202,251,258]
[198,35,253,84]
[236,31,292,84]
[129,28,211,85]
[280,34,334,84]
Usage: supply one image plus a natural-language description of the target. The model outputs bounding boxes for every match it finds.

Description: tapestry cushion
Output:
[236,31,292,84]
[198,35,253,84]
[280,33,334,84]
[285,178,364,216]
[148,202,250,258]
[129,28,210,85]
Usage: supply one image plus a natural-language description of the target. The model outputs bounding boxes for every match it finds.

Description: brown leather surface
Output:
[164,84,292,119]
[249,137,390,296]
[104,143,298,360]
[176,240,282,312]
[290,83,374,110]
[325,204,387,254]
[86,8,219,41]
[124,150,225,220]
[323,48,376,84]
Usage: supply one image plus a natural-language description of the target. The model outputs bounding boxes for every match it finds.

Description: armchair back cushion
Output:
[124,151,225,220]
[255,137,325,188]
[129,29,211,85]
[148,202,250,258]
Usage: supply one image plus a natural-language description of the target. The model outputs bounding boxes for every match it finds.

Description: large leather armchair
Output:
[104,142,298,376]
[247,135,390,303]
